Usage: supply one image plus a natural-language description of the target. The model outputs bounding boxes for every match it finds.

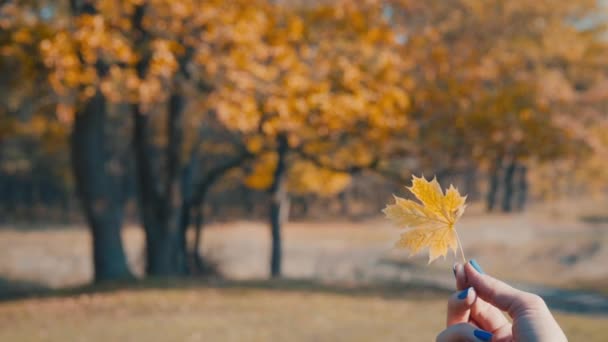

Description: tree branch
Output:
[189,149,254,207]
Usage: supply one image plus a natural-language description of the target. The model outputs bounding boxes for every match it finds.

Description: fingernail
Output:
[469,259,484,274]
[457,287,470,299]
[452,263,458,277]
[473,329,493,341]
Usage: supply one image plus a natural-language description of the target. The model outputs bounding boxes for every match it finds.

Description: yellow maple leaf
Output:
[383,175,467,263]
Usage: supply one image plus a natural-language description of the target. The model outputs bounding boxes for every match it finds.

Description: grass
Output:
[1,203,608,340]
[0,279,605,342]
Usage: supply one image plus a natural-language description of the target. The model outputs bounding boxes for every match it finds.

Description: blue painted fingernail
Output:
[457,287,470,299]
[469,259,484,274]
[474,329,493,341]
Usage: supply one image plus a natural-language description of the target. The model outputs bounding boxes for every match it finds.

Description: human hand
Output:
[436,260,567,342]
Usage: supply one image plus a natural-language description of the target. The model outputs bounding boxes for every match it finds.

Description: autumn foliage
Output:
[1,0,608,279]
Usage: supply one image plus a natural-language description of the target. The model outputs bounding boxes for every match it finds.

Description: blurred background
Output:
[1,0,608,340]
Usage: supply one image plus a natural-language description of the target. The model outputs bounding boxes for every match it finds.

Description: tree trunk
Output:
[127,2,186,276]
[143,220,184,275]
[486,157,501,212]
[71,91,132,282]
[192,205,205,271]
[269,135,290,278]
[515,164,528,211]
[502,160,517,213]
[464,166,478,201]
[339,191,350,217]
[180,150,252,273]
[133,92,188,276]
[243,186,254,215]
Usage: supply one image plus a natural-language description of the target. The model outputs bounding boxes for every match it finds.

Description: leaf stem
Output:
[455,229,466,263]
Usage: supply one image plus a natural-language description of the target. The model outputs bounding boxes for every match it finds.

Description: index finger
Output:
[464,261,542,317]
[455,262,511,333]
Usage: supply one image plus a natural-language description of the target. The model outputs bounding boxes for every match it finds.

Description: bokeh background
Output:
[1,0,608,340]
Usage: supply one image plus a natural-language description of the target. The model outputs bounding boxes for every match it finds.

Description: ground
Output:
[0,281,606,341]
[0,200,607,340]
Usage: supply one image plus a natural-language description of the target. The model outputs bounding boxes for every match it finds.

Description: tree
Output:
[390,0,604,211]
[0,2,68,221]
[2,0,134,281]
[203,1,413,276]
[40,0,276,276]
[5,0,607,282]
[65,0,134,281]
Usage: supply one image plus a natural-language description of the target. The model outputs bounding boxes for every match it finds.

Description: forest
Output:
[1,0,608,282]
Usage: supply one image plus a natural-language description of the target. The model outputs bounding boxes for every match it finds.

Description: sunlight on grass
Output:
[0,285,605,342]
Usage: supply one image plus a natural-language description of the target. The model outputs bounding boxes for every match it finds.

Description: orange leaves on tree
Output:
[244,152,278,190]
[149,39,179,79]
[288,161,351,197]
[204,0,410,140]
[383,175,467,263]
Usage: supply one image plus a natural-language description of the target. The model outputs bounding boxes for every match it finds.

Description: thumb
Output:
[464,260,546,318]
[447,287,477,326]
